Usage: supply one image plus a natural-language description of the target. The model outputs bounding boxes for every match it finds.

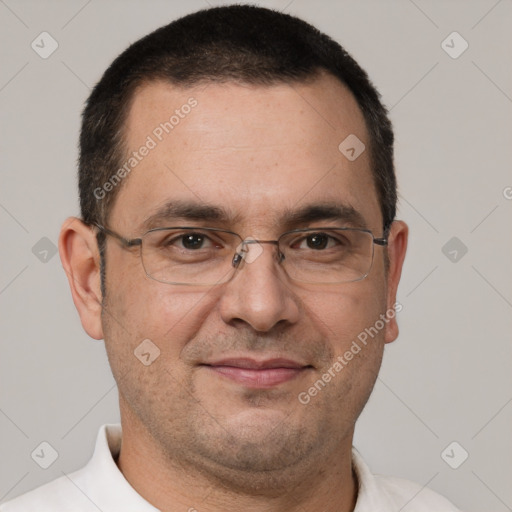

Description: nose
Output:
[218,241,301,332]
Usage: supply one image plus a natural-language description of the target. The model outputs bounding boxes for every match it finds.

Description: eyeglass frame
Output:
[93,222,388,286]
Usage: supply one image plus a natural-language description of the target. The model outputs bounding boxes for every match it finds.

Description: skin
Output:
[59,72,408,512]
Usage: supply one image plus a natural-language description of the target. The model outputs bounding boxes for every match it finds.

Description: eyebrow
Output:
[140,200,367,232]
[281,203,368,230]
[140,200,236,231]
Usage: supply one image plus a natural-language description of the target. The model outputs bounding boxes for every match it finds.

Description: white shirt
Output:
[0,424,461,511]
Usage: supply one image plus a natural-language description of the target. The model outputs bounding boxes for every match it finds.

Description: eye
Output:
[180,233,208,250]
[163,232,218,250]
[296,232,342,250]
[305,233,329,250]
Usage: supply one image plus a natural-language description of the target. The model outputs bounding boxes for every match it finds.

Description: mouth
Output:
[201,358,313,388]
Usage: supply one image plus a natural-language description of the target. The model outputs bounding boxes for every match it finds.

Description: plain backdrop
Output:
[1,1,511,511]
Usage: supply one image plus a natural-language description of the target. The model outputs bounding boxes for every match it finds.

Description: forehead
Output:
[110,74,381,234]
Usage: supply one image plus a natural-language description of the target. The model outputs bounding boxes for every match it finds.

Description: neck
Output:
[116,410,358,512]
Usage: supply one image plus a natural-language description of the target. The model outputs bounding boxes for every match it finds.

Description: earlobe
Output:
[59,217,104,340]
[383,220,408,344]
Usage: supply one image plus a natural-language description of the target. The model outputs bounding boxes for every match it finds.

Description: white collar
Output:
[68,423,159,511]
[64,424,455,512]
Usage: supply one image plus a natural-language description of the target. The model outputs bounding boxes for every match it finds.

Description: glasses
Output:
[95,224,387,286]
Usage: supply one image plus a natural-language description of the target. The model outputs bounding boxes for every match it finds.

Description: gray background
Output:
[1,1,511,510]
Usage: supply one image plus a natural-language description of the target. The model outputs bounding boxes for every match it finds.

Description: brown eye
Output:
[181,233,206,250]
[160,231,217,251]
[306,233,329,250]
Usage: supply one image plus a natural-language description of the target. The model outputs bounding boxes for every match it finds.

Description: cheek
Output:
[104,261,220,363]
[101,279,222,420]
[303,282,386,351]
[299,284,387,423]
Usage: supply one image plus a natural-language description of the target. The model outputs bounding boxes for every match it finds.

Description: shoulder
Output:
[0,424,125,512]
[352,449,462,512]
[373,474,462,511]
[0,468,97,512]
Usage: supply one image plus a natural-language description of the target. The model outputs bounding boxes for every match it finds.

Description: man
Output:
[1,5,461,511]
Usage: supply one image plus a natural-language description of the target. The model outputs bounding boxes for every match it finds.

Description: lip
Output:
[202,358,312,388]
[206,358,306,369]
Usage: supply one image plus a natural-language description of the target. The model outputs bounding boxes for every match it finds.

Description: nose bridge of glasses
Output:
[232,238,282,267]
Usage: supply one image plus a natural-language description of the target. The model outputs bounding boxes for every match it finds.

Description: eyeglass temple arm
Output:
[374,237,388,246]
[93,223,142,248]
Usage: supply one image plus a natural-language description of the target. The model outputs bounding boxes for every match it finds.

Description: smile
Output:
[202,358,313,388]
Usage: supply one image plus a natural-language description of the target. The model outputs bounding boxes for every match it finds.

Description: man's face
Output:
[100,74,403,483]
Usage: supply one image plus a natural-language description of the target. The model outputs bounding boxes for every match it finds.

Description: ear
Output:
[383,220,408,344]
[59,217,104,340]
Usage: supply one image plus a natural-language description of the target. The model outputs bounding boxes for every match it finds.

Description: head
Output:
[60,5,407,491]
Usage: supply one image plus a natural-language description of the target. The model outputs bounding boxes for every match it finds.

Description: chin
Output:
[196,407,324,472]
